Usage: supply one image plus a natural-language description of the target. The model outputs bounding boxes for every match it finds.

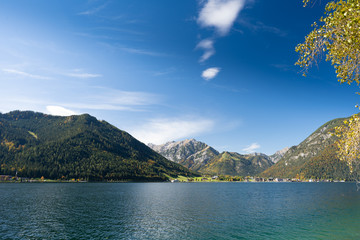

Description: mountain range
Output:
[0,111,196,181]
[149,115,356,180]
[149,139,274,176]
[0,110,356,181]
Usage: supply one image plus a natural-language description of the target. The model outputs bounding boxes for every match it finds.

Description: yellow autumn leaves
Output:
[297,0,360,174]
[296,0,360,85]
[334,115,360,173]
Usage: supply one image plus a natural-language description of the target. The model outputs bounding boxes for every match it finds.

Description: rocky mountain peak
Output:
[148,139,219,171]
[269,147,290,163]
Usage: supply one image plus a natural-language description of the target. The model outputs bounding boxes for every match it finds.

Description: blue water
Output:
[1,182,359,239]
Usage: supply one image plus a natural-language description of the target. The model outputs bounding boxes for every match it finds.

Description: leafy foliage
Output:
[296,0,360,85]
[0,111,196,181]
[334,114,360,174]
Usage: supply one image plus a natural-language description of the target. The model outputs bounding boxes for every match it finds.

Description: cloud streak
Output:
[59,87,161,112]
[2,68,52,80]
[78,3,108,16]
[238,19,287,37]
[196,38,215,62]
[63,69,102,79]
[120,47,166,57]
[0,80,161,114]
[130,117,215,144]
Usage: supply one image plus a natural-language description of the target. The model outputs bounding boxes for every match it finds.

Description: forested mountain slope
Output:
[0,111,195,181]
[261,116,356,180]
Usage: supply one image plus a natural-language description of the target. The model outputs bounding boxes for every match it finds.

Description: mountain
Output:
[269,147,290,163]
[148,139,219,171]
[149,139,273,176]
[261,116,356,180]
[0,111,196,181]
[200,151,274,176]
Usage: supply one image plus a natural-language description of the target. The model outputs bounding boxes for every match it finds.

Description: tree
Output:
[334,115,360,174]
[296,0,360,85]
[296,0,360,177]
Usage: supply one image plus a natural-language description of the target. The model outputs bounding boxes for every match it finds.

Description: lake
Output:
[1,182,359,239]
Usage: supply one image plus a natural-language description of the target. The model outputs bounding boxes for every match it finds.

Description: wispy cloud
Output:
[100,42,166,57]
[62,69,102,79]
[46,106,77,116]
[202,67,220,81]
[65,73,102,79]
[196,38,215,62]
[2,68,52,80]
[89,87,160,106]
[56,87,161,112]
[242,142,260,153]
[0,81,161,114]
[129,117,215,144]
[198,0,246,36]
[120,47,166,57]
[152,67,176,76]
[237,19,287,37]
[78,3,108,16]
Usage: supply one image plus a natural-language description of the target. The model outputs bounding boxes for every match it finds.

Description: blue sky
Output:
[0,0,358,155]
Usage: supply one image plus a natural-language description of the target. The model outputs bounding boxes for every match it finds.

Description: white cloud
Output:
[129,117,215,145]
[46,106,77,116]
[242,143,260,153]
[202,67,220,80]
[198,0,246,36]
[196,38,215,62]
[2,68,51,80]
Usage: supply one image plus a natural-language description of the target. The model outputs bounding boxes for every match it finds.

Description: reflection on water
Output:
[0,182,359,239]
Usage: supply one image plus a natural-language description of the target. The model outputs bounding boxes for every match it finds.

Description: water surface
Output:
[1,182,359,239]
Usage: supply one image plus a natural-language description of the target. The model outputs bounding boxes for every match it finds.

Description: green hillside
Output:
[0,111,196,181]
[200,151,273,176]
[261,116,358,180]
[301,144,355,180]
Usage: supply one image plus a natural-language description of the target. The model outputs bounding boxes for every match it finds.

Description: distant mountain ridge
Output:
[149,139,274,176]
[0,110,195,181]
